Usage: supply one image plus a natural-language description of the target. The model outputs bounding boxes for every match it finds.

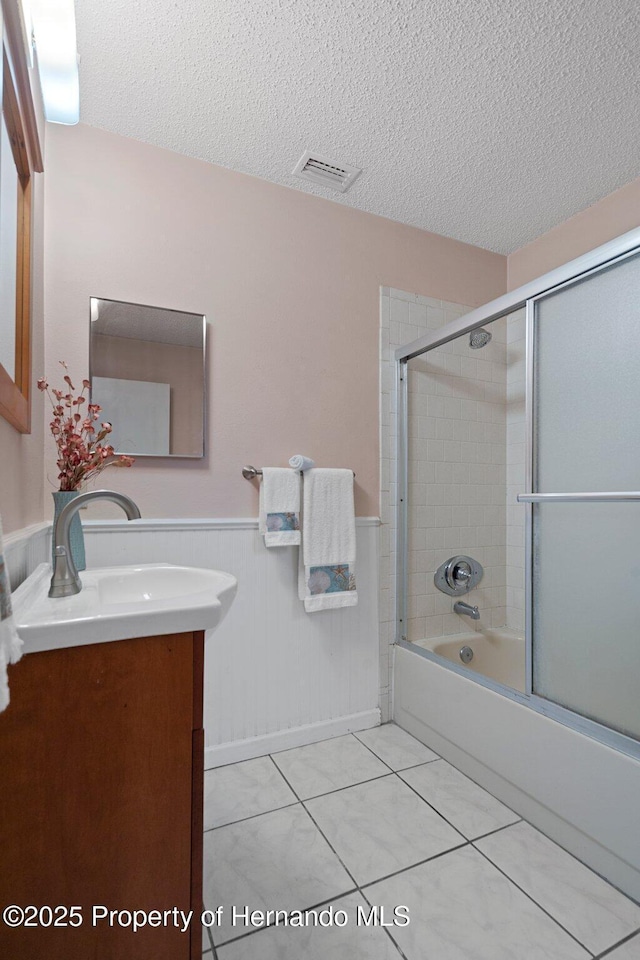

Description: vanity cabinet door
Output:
[0,631,204,960]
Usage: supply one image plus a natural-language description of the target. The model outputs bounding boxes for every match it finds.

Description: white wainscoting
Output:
[82,518,381,767]
[4,522,50,589]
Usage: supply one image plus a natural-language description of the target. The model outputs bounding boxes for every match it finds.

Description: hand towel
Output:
[298,468,357,612]
[258,467,301,546]
[0,518,22,712]
[288,454,316,472]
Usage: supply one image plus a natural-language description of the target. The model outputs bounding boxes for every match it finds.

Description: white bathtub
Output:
[414,628,525,693]
[393,642,640,901]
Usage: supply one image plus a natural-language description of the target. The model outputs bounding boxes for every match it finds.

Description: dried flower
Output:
[39,361,134,491]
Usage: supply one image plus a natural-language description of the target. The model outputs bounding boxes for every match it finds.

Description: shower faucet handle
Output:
[448,559,472,588]
[434,555,484,597]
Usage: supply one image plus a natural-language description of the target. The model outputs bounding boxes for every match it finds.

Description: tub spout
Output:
[453,600,480,621]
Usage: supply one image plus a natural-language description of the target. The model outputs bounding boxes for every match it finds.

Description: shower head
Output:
[469,327,492,349]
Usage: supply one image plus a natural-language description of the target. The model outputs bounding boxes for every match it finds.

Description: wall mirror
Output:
[89,297,206,458]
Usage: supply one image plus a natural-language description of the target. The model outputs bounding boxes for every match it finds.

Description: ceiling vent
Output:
[292,151,362,193]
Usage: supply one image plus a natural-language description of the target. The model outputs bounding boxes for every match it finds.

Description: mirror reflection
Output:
[90,298,206,458]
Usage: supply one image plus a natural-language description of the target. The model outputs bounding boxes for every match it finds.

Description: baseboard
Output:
[205,709,381,768]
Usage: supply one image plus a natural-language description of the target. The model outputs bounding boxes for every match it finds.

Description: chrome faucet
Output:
[453,600,480,621]
[49,489,141,598]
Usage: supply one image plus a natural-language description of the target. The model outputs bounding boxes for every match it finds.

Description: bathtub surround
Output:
[379,287,511,716]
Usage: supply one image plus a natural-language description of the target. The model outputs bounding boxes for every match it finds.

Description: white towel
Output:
[298,468,357,612]
[0,518,22,712]
[259,468,301,546]
[288,454,316,472]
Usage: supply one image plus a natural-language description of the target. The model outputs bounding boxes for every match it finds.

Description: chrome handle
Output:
[517,492,640,503]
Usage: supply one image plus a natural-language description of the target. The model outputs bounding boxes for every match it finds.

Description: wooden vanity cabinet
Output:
[0,630,205,960]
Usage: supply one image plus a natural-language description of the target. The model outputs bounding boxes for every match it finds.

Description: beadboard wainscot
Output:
[4,522,50,589]
[82,518,381,766]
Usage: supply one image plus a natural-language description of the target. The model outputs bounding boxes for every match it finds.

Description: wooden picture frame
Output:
[0,0,43,433]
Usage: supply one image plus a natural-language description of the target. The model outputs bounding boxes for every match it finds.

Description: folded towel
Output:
[0,518,22,712]
[289,454,316,472]
[298,468,357,612]
[259,468,301,546]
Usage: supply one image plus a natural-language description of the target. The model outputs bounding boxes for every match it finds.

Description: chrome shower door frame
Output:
[394,225,640,762]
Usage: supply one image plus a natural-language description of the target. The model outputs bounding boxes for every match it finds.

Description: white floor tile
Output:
[606,933,640,959]
[306,774,463,885]
[399,759,519,839]
[203,804,353,944]
[354,723,439,770]
[272,735,389,799]
[216,892,402,960]
[204,756,297,829]
[364,845,589,960]
[475,822,640,955]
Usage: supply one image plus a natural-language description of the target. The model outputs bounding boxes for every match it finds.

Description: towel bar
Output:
[242,465,355,480]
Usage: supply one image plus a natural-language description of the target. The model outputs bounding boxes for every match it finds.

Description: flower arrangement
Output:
[38,361,134,491]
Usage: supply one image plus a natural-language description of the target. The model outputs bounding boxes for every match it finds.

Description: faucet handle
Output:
[49,545,81,598]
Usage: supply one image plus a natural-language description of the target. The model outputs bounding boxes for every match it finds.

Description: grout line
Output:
[203,800,300,833]
[471,842,596,957]
[468,818,523,843]
[359,885,412,960]
[593,927,640,959]
[351,727,442,775]
[213,887,360,949]
[358,841,470,890]
[301,802,361,889]
[393,772,470,846]
[267,753,303,801]
[296,771,396,802]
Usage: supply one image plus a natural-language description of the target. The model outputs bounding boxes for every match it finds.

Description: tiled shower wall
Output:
[381,290,528,708]
[405,319,508,640]
[380,288,475,716]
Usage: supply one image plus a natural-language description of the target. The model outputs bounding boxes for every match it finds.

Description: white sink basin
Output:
[12,562,238,654]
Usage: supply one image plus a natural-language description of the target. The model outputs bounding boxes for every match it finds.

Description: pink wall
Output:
[508,176,640,290]
[43,123,505,519]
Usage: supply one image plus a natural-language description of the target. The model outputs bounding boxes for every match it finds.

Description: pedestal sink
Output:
[12,562,238,653]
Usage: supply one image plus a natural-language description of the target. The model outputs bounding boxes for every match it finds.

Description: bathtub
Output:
[414,628,525,693]
[393,641,640,901]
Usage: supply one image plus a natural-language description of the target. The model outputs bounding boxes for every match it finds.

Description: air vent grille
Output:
[292,151,362,193]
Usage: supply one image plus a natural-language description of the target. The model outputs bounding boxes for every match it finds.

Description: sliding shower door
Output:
[529,250,640,742]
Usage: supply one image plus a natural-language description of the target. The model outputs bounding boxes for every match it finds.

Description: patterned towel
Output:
[0,518,22,712]
[258,468,301,546]
[298,468,357,612]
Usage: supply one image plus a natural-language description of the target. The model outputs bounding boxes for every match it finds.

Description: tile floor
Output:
[200,723,640,959]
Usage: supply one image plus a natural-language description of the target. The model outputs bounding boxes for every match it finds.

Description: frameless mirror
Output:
[90,297,206,458]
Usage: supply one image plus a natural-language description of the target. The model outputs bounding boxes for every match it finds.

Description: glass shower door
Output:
[528,249,640,742]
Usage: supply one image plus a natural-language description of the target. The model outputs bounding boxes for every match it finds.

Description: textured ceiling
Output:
[76,0,640,254]
[94,299,204,348]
